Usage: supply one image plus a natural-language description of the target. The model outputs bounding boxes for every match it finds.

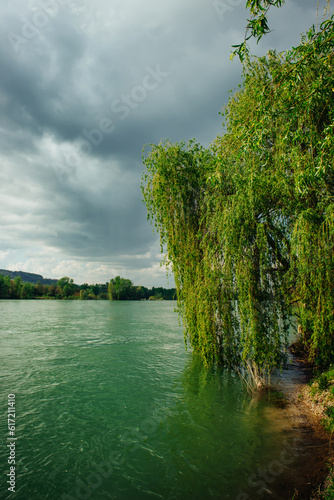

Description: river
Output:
[0,300,330,499]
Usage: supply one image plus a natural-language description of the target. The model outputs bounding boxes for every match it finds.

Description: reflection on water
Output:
[0,300,330,499]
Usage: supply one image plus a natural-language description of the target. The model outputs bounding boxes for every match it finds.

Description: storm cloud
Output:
[0,0,327,285]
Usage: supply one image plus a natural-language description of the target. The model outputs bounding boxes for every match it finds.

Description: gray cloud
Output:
[0,0,329,285]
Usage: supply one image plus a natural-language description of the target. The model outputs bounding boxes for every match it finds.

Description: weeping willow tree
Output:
[141,16,334,387]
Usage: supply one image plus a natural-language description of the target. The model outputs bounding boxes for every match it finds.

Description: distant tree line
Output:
[107,276,176,300]
[0,269,57,285]
[0,274,176,301]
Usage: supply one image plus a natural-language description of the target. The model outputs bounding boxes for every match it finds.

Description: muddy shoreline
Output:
[248,354,333,499]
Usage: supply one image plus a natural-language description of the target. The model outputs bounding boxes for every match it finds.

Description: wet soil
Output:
[248,355,333,500]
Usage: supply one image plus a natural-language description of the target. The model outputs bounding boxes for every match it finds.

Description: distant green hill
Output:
[0,269,58,286]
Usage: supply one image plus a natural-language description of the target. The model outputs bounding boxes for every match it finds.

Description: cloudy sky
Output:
[0,0,330,286]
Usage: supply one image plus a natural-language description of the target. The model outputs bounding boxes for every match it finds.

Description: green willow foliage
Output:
[232,0,286,61]
[142,18,334,383]
[233,1,331,61]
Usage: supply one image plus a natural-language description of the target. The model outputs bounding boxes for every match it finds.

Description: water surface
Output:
[0,301,328,499]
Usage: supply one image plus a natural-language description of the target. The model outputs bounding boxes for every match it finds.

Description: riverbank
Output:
[300,367,334,499]
[269,348,334,499]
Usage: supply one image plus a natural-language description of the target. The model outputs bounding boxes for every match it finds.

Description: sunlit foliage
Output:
[142,17,334,384]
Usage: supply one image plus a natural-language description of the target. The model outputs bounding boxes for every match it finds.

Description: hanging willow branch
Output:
[232,0,332,61]
[142,17,334,386]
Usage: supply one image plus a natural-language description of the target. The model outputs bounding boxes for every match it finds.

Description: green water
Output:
[0,301,306,499]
